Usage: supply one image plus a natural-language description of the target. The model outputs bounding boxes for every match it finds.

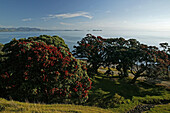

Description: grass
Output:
[0,98,112,113]
[85,73,170,112]
[0,72,169,113]
[144,103,170,113]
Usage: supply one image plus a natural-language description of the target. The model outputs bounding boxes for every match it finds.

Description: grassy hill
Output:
[0,70,170,113]
[0,98,112,113]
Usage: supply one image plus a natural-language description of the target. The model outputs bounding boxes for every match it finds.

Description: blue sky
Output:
[1,0,170,31]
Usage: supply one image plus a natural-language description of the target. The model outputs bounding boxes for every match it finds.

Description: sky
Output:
[1,0,170,31]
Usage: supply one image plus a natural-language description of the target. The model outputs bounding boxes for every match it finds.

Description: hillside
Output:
[0,27,50,32]
[0,98,112,113]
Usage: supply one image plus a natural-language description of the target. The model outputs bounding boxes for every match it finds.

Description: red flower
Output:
[24,71,28,75]
[51,62,54,66]
[28,57,32,60]
[65,70,68,76]
[97,36,102,39]
[43,63,46,67]
[25,76,28,80]
[5,72,9,76]
[73,88,78,92]
[26,65,31,68]
[86,44,90,47]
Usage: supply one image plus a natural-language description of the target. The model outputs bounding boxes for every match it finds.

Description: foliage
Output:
[74,34,170,82]
[0,43,6,62]
[73,34,107,75]
[3,35,69,51]
[130,44,170,83]
[160,42,170,54]
[105,38,141,78]
[0,40,91,104]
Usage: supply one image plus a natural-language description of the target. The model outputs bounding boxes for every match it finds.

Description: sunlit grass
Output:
[0,98,112,113]
[85,73,170,112]
[144,103,170,113]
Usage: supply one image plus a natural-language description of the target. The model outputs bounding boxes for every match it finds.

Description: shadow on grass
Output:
[85,75,166,108]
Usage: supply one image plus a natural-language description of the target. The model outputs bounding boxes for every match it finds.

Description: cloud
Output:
[0,25,13,28]
[106,10,111,14]
[22,18,32,22]
[60,22,73,26]
[42,12,93,21]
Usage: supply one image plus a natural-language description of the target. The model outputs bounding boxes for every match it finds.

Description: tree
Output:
[0,39,91,104]
[130,45,170,83]
[105,38,140,78]
[160,42,170,59]
[2,35,69,52]
[73,34,107,75]
[0,43,5,62]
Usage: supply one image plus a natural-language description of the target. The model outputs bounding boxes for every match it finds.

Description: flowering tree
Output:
[0,43,5,62]
[160,42,170,59]
[73,34,107,75]
[73,34,169,83]
[0,40,91,104]
[130,44,170,83]
[3,35,69,51]
[105,38,139,77]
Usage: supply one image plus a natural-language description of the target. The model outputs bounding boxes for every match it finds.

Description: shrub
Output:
[3,35,69,52]
[0,40,91,104]
[0,43,5,62]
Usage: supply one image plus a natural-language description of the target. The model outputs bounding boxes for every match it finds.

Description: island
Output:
[0,27,50,32]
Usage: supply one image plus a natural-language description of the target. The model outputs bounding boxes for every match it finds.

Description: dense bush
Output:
[3,35,69,51]
[0,43,5,62]
[0,40,91,104]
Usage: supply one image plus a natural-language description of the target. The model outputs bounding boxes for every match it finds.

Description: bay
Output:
[0,30,170,51]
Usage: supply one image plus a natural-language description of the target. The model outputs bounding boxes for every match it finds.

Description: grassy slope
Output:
[85,73,170,112]
[0,98,112,113]
[145,103,170,113]
[0,72,169,113]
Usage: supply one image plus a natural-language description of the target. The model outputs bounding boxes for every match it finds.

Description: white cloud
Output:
[0,25,13,28]
[22,18,32,22]
[42,12,93,21]
[106,10,111,14]
[60,22,73,26]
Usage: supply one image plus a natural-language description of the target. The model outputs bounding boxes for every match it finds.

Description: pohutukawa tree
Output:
[0,39,91,104]
[160,42,170,59]
[72,34,107,75]
[130,44,170,83]
[104,38,141,78]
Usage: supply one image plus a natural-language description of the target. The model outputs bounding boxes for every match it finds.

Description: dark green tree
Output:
[73,34,107,75]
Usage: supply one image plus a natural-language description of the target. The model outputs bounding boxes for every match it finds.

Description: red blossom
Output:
[28,57,32,60]
[73,88,78,92]
[65,70,68,76]
[25,76,28,80]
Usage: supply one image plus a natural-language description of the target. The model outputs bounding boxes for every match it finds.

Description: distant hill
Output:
[0,27,50,32]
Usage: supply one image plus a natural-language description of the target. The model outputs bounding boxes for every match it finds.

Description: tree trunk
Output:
[131,75,139,84]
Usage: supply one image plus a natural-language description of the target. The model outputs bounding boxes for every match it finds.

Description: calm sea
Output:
[0,30,170,51]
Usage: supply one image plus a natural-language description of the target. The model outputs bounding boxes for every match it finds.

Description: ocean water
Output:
[0,30,170,51]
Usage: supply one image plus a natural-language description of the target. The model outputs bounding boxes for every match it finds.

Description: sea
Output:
[0,30,170,51]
